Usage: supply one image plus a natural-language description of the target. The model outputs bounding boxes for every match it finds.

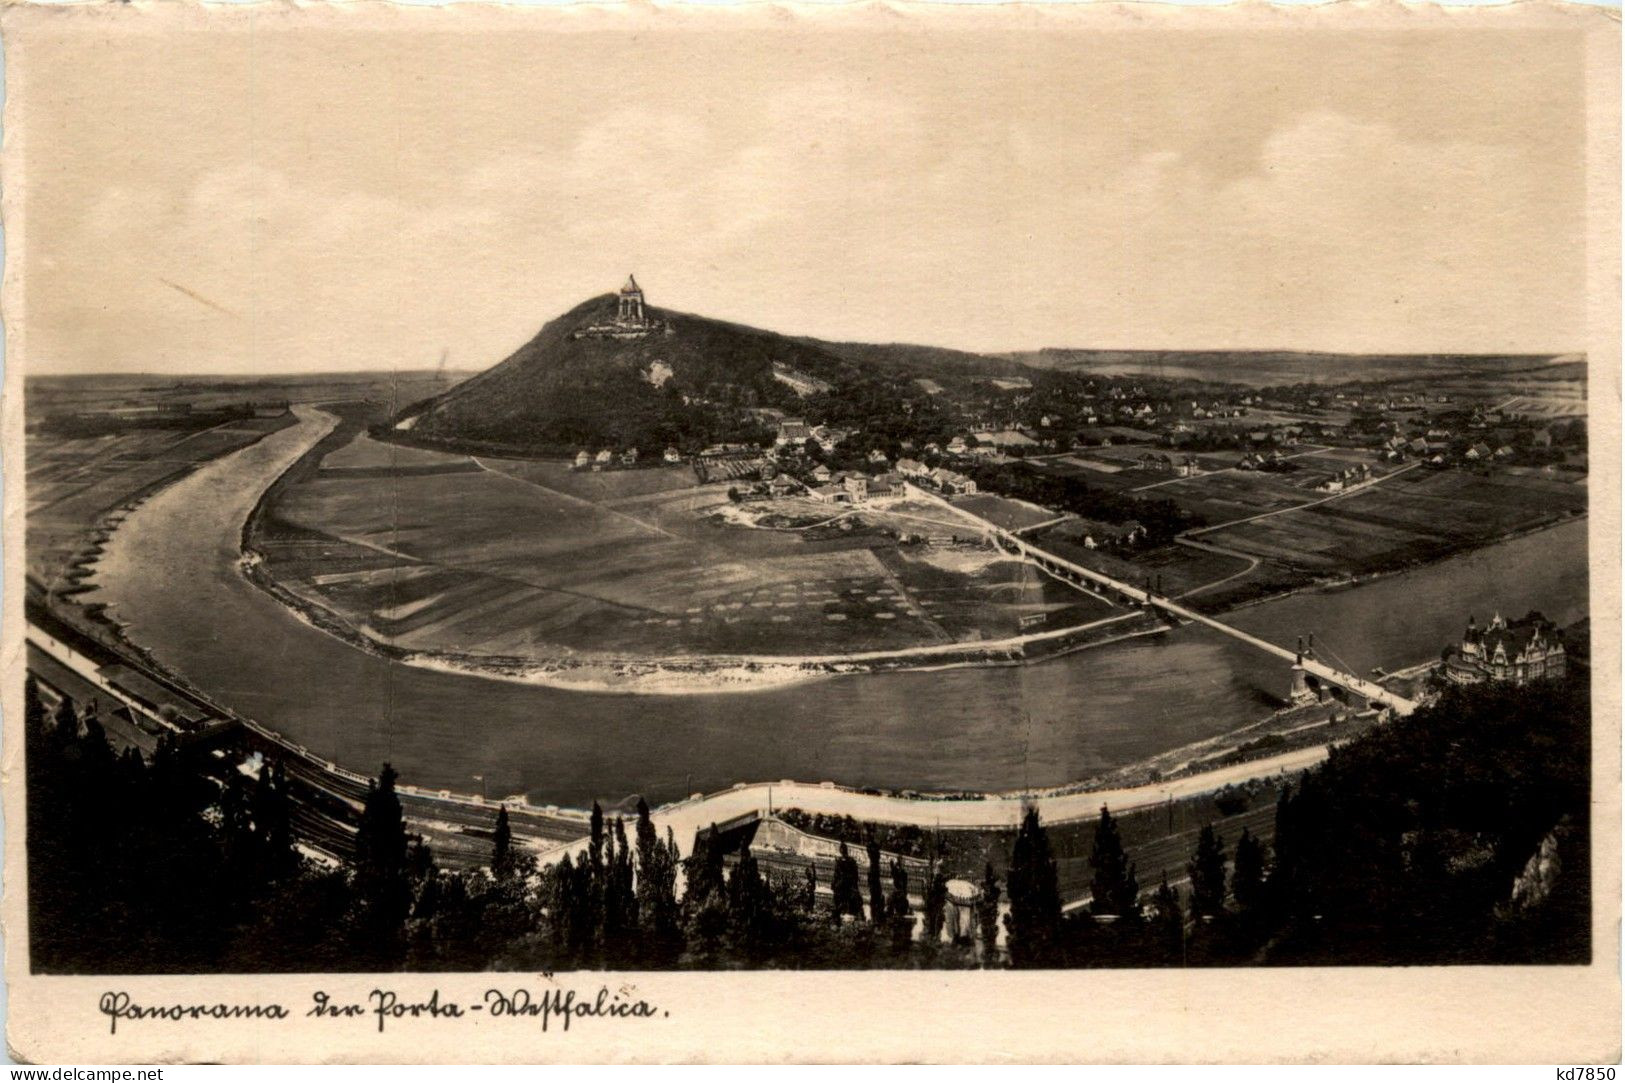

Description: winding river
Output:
[84,410,1590,808]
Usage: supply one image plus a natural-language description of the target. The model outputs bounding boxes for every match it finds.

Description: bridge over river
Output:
[918,487,1421,717]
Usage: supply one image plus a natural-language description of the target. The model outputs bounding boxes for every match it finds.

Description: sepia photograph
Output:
[2,0,1618,1064]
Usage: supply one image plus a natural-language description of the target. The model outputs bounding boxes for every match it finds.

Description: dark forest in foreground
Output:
[26,672,1588,973]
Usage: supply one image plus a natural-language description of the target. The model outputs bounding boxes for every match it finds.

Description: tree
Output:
[354,763,412,963]
[634,798,678,953]
[1089,804,1140,919]
[603,818,636,950]
[866,837,885,925]
[887,859,913,949]
[725,843,771,955]
[491,806,513,879]
[1231,827,1268,917]
[924,870,949,943]
[1188,824,1228,920]
[976,863,1002,963]
[1004,807,1062,966]
[24,676,45,735]
[831,841,864,921]
[1152,871,1185,961]
[685,825,726,910]
[589,800,606,876]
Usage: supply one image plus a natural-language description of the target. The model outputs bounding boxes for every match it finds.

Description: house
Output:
[775,419,813,447]
[1177,456,1200,477]
[1466,443,1492,461]
[621,448,639,466]
[896,458,929,479]
[574,450,592,469]
[867,449,890,467]
[768,476,801,498]
[931,468,977,495]
[866,474,901,499]
[1316,476,1346,493]
[595,449,614,465]
[841,474,869,501]
[1407,437,1430,456]
[810,464,833,483]
[664,447,683,464]
[1137,452,1171,474]
[814,427,850,454]
[809,484,847,504]
[1445,612,1566,686]
[947,436,969,455]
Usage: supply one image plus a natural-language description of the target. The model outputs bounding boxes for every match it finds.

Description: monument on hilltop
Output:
[617,274,648,327]
[573,273,668,340]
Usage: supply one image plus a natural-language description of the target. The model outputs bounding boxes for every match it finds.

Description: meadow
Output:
[256,431,1124,663]
[1197,467,1587,574]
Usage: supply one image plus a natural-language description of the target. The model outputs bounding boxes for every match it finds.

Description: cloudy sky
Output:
[12,8,1590,375]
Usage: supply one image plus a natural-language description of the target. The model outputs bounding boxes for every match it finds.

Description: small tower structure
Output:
[617,274,648,327]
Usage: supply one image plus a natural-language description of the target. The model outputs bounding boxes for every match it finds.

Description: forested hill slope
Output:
[399,294,862,454]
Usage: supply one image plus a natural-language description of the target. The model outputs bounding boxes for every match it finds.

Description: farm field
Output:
[950,493,1059,531]
[1197,467,1587,573]
[27,415,298,584]
[480,458,699,503]
[27,370,466,415]
[256,429,1126,662]
[1030,527,1256,600]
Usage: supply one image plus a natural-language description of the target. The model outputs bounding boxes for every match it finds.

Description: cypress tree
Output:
[1188,824,1228,919]
[1231,827,1268,917]
[866,837,885,924]
[266,759,294,880]
[1153,871,1185,961]
[977,863,1002,962]
[887,859,912,948]
[1004,806,1062,967]
[354,764,412,962]
[588,800,605,879]
[1089,804,1140,918]
[923,869,949,943]
[635,798,678,945]
[831,841,863,921]
[491,806,513,878]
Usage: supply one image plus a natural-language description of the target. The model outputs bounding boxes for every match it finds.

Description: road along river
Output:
[83,408,1590,809]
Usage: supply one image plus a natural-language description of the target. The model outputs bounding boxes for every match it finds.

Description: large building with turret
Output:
[1444,611,1566,686]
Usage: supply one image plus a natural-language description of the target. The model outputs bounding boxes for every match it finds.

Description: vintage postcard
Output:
[1,0,1618,1064]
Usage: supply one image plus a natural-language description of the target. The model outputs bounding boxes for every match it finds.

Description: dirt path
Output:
[1182,460,1422,537]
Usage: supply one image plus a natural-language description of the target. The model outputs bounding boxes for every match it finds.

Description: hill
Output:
[1015,348,1566,387]
[396,288,1020,456]
[398,292,869,454]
